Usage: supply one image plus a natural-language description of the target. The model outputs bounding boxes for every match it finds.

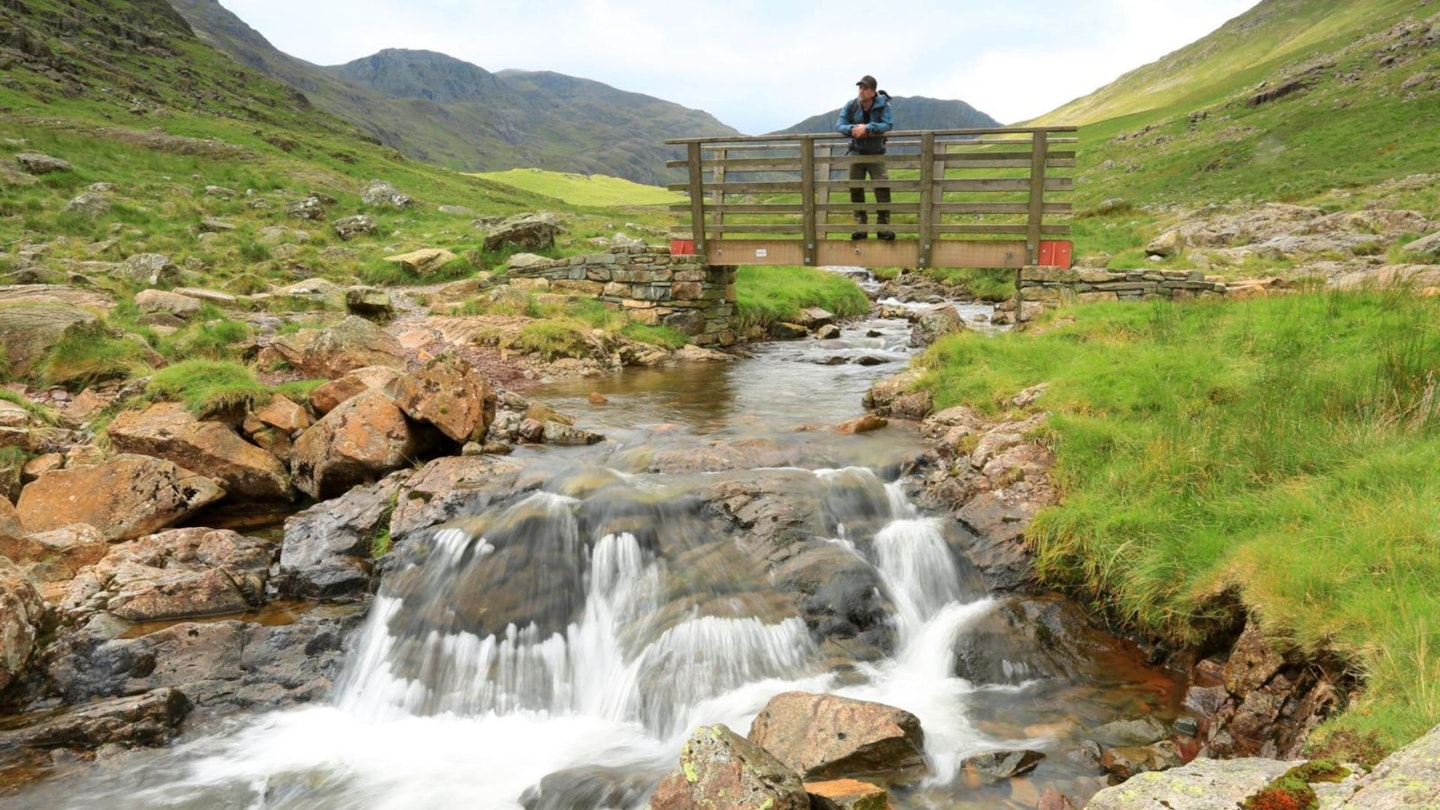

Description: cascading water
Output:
[8,305,1184,810]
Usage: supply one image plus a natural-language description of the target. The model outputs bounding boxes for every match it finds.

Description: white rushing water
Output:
[31,471,1025,810]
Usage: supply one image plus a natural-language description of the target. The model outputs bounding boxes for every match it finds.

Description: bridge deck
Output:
[666,126,1075,269]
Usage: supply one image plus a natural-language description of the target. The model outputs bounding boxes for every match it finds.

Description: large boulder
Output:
[2,523,108,591]
[909,303,966,348]
[58,528,271,625]
[1404,231,1440,258]
[308,365,404,415]
[106,402,294,501]
[16,454,224,541]
[1085,757,1295,810]
[15,152,72,174]
[302,316,407,379]
[484,212,560,252]
[134,289,202,319]
[388,455,524,541]
[649,724,809,810]
[383,248,456,276]
[291,389,440,501]
[0,556,44,695]
[748,691,926,780]
[278,472,409,599]
[0,300,99,377]
[392,353,496,443]
[361,179,413,208]
[117,253,182,286]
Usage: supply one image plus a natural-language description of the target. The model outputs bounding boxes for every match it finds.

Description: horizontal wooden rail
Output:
[665,126,1076,268]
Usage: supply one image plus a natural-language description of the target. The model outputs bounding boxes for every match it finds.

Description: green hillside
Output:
[471,168,684,208]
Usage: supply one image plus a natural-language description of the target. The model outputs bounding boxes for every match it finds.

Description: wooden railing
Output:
[665,126,1076,269]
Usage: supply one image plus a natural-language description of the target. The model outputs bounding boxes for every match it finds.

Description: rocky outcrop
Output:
[909,303,966,347]
[0,557,44,696]
[1085,757,1298,810]
[16,454,225,541]
[748,691,926,780]
[649,724,810,810]
[0,688,190,750]
[0,300,99,377]
[383,248,455,275]
[485,212,560,252]
[291,389,441,501]
[106,402,294,501]
[391,353,496,443]
[302,315,408,378]
[57,528,271,625]
[278,472,408,599]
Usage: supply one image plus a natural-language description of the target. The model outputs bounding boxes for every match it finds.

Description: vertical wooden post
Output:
[801,137,817,266]
[688,141,707,254]
[918,132,936,269]
[1026,129,1049,266]
[709,147,727,233]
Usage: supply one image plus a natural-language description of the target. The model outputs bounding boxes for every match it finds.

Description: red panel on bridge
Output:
[1039,240,1072,268]
[669,239,696,256]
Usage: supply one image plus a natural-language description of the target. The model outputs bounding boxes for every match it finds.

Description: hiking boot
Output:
[877,230,895,241]
[851,231,868,240]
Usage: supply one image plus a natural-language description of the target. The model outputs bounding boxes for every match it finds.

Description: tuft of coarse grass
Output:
[146,359,272,417]
[34,323,152,388]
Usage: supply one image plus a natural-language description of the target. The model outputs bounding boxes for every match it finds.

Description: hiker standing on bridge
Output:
[837,75,893,240]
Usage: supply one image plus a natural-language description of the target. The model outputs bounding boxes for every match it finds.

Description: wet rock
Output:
[748,691,926,780]
[909,303,965,347]
[771,322,809,340]
[798,307,835,330]
[0,557,44,695]
[805,778,890,810]
[291,388,442,500]
[1038,788,1080,810]
[772,544,894,657]
[43,611,356,710]
[520,766,655,810]
[389,455,526,541]
[864,369,924,417]
[5,523,108,587]
[57,528,272,625]
[392,353,497,443]
[106,402,294,501]
[1099,740,1184,780]
[834,414,887,434]
[815,324,843,340]
[960,749,1046,781]
[16,454,224,542]
[278,472,409,599]
[0,688,189,750]
[649,724,809,810]
[1091,716,1170,747]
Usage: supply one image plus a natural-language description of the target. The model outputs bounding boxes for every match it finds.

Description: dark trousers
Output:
[848,157,890,225]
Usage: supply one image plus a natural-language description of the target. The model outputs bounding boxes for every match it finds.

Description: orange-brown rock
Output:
[748,691,926,780]
[308,365,403,415]
[834,414,888,435]
[16,454,224,541]
[107,402,294,501]
[391,353,496,443]
[291,389,439,501]
[805,778,892,810]
[0,556,43,692]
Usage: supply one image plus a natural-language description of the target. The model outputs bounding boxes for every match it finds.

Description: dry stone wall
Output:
[506,247,738,346]
[1019,266,1228,304]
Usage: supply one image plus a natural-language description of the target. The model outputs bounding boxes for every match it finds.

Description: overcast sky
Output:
[217,0,1257,134]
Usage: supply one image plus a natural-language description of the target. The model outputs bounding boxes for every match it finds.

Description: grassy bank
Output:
[916,290,1440,750]
[733,266,870,333]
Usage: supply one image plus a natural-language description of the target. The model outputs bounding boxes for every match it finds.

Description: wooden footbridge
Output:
[665,126,1076,269]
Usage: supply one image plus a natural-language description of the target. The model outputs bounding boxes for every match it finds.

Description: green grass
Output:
[734,266,870,333]
[34,323,153,388]
[146,360,276,417]
[915,289,1440,749]
[471,168,683,208]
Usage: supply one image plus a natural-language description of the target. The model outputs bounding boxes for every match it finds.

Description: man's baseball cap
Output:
[856,75,877,90]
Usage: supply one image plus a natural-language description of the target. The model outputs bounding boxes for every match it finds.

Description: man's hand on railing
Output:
[850,124,868,138]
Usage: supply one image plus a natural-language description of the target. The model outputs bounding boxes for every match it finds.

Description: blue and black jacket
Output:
[835,91,892,154]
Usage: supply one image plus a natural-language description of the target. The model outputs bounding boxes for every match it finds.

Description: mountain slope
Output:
[166,0,739,184]
[770,96,1000,136]
[1038,0,1440,210]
